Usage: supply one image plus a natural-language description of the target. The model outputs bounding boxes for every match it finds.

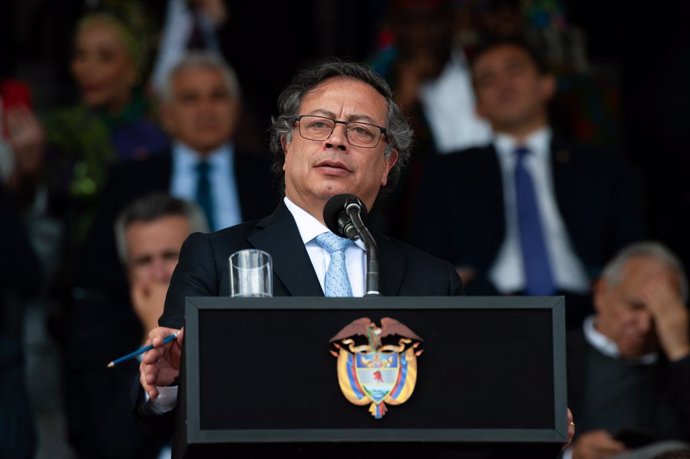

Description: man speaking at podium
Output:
[138,60,463,410]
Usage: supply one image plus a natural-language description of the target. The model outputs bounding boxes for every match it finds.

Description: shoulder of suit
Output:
[109,147,172,175]
[378,233,453,267]
[418,146,491,171]
[207,219,259,238]
[201,214,273,246]
[551,135,627,160]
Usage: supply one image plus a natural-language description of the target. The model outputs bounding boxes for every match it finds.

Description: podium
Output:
[173,296,568,458]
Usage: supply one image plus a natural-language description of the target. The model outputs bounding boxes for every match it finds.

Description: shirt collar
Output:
[494,126,552,160]
[283,196,366,250]
[582,315,658,364]
[283,196,330,244]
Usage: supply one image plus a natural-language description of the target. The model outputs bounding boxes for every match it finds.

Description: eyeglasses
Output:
[294,115,387,148]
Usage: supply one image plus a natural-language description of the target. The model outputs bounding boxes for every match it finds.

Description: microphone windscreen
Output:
[323,194,368,236]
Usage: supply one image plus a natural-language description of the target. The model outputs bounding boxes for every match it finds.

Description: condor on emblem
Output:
[330,317,422,419]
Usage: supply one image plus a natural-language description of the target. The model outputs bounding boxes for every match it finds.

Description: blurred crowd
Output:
[1,1,689,459]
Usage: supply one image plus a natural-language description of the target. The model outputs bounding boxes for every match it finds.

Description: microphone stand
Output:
[345,202,380,296]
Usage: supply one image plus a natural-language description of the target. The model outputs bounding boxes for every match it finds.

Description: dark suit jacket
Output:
[160,201,463,327]
[566,329,690,444]
[411,136,646,294]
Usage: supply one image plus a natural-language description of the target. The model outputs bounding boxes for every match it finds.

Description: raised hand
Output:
[640,274,690,361]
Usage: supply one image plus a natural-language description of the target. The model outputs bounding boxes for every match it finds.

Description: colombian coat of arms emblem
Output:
[330,317,422,419]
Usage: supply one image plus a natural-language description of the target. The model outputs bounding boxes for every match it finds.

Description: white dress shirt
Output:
[169,142,242,231]
[488,127,590,294]
[283,197,367,297]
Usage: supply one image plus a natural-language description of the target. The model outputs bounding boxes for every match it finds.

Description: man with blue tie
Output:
[76,51,277,294]
[137,60,464,413]
[412,37,646,328]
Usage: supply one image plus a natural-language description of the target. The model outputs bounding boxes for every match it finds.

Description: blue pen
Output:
[106,333,178,368]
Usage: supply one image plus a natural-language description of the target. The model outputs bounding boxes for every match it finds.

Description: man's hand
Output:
[565,408,575,449]
[139,327,184,400]
[571,430,627,459]
[641,276,690,361]
[457,266,476,286]
[131,280,169,337]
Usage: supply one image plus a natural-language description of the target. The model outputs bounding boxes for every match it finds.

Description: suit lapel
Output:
[486,144,507,238]
[247,202,323,296]
[486,144,506,211]
[550,136,579,237]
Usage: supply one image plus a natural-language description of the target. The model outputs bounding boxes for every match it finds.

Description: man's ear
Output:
[592,278,607,314]
[159,103,175,134]
[226,99,242,137]
[280,135,289,171]
[381,150,399,187]
[539,74,557,103]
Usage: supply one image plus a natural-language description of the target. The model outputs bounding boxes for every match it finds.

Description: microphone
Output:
[323,194,380,296]
[323,194,368,239]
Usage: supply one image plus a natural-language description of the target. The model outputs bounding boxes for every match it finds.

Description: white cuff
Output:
[144,385,179,414]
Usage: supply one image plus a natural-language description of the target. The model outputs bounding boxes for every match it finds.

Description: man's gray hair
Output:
[159,51,241,102]
[601,241,689,303]
[114,193,208,264]
[268,59,413,193]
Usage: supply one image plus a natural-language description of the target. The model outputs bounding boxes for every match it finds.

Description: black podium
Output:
[173,296,568,458]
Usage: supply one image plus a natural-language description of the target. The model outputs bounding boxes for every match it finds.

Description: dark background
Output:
[4,0,690,264]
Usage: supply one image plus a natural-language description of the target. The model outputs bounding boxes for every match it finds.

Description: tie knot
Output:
[315,232,352,254]
[196,160,212,174]
[514,146,531,160]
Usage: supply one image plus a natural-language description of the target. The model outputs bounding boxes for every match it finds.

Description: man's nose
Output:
[151,259,168,283]
[492,71,512,90]
[196,97,219,113]
[325,123,348,151]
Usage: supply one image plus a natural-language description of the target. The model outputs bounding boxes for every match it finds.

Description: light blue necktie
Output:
[315,232,354,297]
[514,147,556,295]
[195,160,215,231]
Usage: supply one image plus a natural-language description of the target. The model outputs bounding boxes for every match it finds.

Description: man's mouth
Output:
[315,160,351,174]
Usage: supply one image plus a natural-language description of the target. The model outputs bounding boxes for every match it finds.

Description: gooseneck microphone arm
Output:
[323,194,381,296]
[344,202,380,296]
